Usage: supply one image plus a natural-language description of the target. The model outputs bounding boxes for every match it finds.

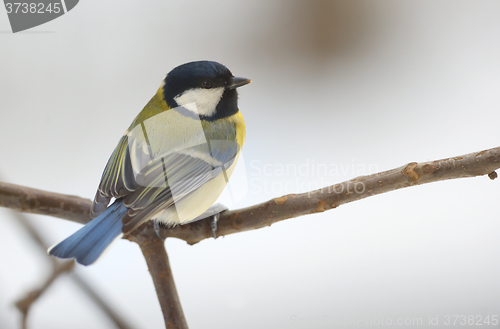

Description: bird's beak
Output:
[227,77,251,89]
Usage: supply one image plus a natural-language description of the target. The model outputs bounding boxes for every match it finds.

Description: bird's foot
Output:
[153,219,164,240]
[189,203,228,239]
[211,213,220,239]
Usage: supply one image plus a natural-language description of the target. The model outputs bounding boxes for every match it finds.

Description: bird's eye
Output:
[202,80,214,89]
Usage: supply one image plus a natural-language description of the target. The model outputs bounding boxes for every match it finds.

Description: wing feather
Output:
[91,106,240,233]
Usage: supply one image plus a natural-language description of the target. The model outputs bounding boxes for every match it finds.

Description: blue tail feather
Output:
[48,200,128,265]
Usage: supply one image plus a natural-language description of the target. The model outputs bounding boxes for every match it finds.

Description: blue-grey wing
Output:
[120,141,239,233]
[91,107,240,232]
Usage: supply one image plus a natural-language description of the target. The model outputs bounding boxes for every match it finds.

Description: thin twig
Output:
[70,274,135,329]
[9,211,134,329]
[15,260,75,329]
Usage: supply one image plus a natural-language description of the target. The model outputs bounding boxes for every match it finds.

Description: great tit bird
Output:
[48,61,250,265]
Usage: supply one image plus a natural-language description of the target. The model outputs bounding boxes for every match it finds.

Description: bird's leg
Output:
[188,203,228,239]
[211,213,220,239]
[153,219,164,240]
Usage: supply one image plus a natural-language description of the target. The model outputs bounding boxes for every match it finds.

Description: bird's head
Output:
[162,61,250,120]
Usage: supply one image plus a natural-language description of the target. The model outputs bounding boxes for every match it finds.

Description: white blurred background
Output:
[1,1,499,328]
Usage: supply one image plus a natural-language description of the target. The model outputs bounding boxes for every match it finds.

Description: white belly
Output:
[153,153,240,226]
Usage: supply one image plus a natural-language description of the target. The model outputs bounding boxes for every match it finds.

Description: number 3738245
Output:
[5,2,61,14]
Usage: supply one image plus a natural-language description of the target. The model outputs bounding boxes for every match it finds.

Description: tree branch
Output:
[0,183,91,224]
[132,233,188,329]
[1,146,498,245]
[1,146,498,329]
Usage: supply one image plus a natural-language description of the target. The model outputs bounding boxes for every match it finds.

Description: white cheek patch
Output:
[174,87,224,117]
